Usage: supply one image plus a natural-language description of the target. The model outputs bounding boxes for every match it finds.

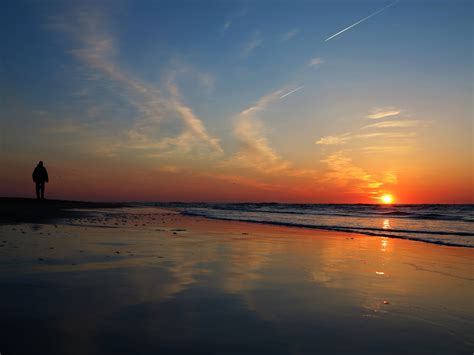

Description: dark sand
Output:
[0,197,127,224]
[0,199,472,354]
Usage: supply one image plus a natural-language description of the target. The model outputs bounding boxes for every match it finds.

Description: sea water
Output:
[153,203,474,247]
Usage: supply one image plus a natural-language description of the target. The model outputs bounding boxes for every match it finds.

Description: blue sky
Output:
[1,0,472,202]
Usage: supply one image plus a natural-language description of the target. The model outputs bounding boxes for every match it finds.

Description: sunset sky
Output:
[1,0,472,203]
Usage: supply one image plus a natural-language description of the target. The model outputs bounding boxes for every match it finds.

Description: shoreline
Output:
[1,197,472,249]
[181,212,474,249]
[0,201,472,354]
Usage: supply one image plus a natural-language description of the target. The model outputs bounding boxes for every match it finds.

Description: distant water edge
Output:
[144,203,474,248]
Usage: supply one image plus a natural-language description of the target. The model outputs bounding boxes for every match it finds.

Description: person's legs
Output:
[35,183,41,200]
[40,182,45,200]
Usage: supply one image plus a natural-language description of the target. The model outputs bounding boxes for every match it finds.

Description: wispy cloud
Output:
[362,120,421,129]
[316,131,416,146]
[308,57,324,68]
[49,9,222,158]
[315,103,421,197]
[321,151,388,196]
[231,90,291,173]
[222,20,231,33]
[221,9,247,36]
[362,145,413,154]
[50,11,167,124]
[315,134,351,145]
[50,9,324,193]
[197,72,216,94]
[355,132,416,139]
[43,118,88,134]
[366,107,400,119]
[165,78,223,155]
[383,171,398,184]
[226,89,320,183]
[241,31,263,59]
[281,28,299,42]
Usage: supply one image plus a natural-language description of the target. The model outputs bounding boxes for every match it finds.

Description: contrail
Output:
[325,1,398,42]
[280,85,304,99]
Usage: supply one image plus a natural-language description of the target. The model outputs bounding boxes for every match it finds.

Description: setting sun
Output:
[381,194,394,204]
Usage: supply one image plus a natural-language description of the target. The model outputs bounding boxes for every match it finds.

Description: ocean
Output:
[152,203,474,248]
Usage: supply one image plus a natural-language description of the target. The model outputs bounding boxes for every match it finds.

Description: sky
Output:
[0,0,472,203]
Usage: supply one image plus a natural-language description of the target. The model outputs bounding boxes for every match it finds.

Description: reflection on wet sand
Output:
[0,208,472,354]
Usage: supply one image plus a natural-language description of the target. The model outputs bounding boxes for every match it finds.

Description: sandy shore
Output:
[0,202,472,354]
[0,197,128,223]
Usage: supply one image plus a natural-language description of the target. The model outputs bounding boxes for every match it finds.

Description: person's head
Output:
[38,161,43,167]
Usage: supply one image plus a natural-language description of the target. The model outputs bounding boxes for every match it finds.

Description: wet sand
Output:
[0,204,472,354]
[0,197,127,224]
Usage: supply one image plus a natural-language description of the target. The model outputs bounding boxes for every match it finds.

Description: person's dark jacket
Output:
[32,166,49,183]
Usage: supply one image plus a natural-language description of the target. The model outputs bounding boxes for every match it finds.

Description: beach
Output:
[0,200,472,354]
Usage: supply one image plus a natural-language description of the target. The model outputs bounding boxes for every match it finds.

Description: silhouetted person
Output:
[32,161,49,200]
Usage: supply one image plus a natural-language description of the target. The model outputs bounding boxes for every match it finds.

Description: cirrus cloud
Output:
[308,57,324,68]
[366,107,401,119]
[362,120,421,129]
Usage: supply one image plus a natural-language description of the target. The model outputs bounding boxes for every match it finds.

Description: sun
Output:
[381,194,394,204]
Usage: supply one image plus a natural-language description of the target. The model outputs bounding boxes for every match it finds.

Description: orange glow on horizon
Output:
[1,160,473,204]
